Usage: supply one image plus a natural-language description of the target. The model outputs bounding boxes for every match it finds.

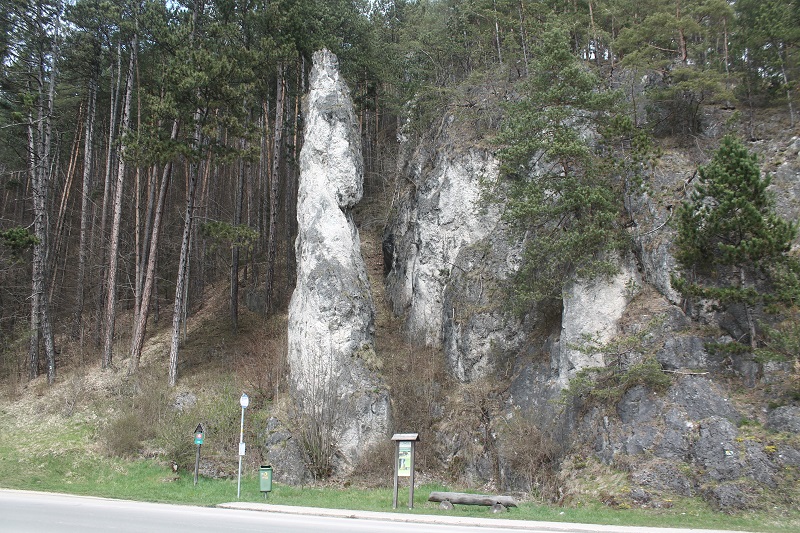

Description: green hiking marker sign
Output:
[194,424,205,445]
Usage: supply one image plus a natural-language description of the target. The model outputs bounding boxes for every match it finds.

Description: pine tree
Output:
[674,135,799,349]
[497,24,634,307]
[735,0,800,127]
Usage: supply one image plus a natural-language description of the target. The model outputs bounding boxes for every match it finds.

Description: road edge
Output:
[217,502,752,533]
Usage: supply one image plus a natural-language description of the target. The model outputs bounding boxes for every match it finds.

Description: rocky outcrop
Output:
[767,406,800,433]
[441,224,532,382]
[627,150,695,305]
[556,255,642,386]
[582,376,800,509]
[287,49,389,472]
[259,417,308,485]
[381,95,800,510]
[771,136,800,222]
[384,114,532,382]
[385,115,502,344]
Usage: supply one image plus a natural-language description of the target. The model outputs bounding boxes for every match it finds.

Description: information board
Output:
[397,441,411,477]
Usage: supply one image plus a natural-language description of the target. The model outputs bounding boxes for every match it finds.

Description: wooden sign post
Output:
[193,423,204,486]
[391,433,419,509]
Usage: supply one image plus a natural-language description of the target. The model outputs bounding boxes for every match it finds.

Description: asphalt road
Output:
[0,490,750,533]
[0,490,551,533]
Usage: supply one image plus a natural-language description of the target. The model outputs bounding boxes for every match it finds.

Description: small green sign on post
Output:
[193,423,204,486]
[194,424,205,445]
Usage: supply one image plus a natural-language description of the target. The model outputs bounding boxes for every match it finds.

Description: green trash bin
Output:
[259,465,273,492]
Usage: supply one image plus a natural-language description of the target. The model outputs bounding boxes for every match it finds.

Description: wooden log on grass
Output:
[428,491,518,508]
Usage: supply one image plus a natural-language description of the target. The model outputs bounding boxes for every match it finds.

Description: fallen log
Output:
[428,491,518,508]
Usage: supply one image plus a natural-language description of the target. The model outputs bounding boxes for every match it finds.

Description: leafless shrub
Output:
[235,317,288,403]
[193,379,244,453]
[291,351,350,480]
[495,414,558,498]
[0,324,30,390]
[383,344,448,472]
[103,368,190,458]
[154,415,197,470]
[349,439,395,486]
[104,411,146,457]
[60,371,87,417]
[434,379,503,486]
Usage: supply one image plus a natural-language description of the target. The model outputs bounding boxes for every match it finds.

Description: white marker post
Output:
[237,392,249,499]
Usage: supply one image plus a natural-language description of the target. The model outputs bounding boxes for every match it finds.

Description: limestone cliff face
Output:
[287,49,389,471]
[384,105,800,506]
[557,255,642,386]
[384,112,637,387]
[385,115,501,345]
[384,114,535,383]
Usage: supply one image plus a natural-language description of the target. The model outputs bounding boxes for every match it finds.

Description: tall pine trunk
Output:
[168,116,202,386]
[50,106,83,304]
[102,40,135,369]
[95,41,123,347]
[132,58,146,324]
[28,111,43,381]
[75,73,97,340]
[129,119,179,374]
[28,3,59,383]
[285,66,300,289]
[27,98,40,380]
[231,136,245,331]
[266,63,285,314]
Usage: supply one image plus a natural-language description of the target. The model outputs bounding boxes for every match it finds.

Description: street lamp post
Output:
[237,392,249,499]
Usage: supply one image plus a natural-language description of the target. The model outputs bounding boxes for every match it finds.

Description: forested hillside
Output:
[2,0,797,385]
[2,0,800,511]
